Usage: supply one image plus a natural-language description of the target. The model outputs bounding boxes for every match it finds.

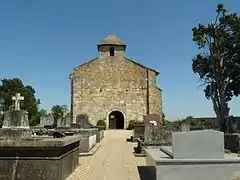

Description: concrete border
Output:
[79,143,101,157]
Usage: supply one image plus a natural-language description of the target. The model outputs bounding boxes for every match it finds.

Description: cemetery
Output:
[2,92,240,180]
[0,93,105,180]
[0,3,240,179]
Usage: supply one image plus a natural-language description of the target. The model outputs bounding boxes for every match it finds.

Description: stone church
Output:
[70,35,163,129]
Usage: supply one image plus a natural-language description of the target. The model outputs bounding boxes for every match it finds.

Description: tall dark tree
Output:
[192,4,240,132]
[0,78,40,125]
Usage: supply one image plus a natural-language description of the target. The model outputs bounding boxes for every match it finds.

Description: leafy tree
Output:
[0,78,40,126]
[192,4,240,132]
[51,105,68,123]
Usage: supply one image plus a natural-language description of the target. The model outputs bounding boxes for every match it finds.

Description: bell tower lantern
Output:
[97,35,127,58]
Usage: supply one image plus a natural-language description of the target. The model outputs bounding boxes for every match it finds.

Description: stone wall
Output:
[71,42,162,128]
[148,70,162,117]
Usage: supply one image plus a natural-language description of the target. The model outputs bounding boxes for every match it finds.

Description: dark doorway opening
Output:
[108,111,124,129]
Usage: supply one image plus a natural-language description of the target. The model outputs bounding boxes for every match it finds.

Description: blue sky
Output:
[0,0,239,120]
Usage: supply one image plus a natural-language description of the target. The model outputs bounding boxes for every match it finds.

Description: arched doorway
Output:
[108,111,124,129]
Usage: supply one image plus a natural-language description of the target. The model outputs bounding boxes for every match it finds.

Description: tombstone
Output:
[0,93,32,138]
[57,117,64,127]
[57,114,71,128]
[40,113,54,127]
[144,120,164,143]
[2,93,29,128]
[145,130,240,180]
[171,130,224,159]
[133,122,145,139]
[2,110,29,128]
[180,123,190,131]
[76,114,94,128]
[143,114,163,143]
[65,113,71,127]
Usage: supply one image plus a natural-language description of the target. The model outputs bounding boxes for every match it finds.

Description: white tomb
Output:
[146,130,240,180]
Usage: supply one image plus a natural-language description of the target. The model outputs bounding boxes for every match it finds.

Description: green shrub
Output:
[96,119,106,129]
[127,120,135,130]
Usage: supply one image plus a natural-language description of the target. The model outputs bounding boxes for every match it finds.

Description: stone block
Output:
[96,130,104,143]
[172,130,224,159]
[146,148,240,180]
[79,134,97,153]
[133,123,145,139]
[0,135,81,180]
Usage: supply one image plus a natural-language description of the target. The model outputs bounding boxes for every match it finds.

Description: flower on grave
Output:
[150,120,157,126]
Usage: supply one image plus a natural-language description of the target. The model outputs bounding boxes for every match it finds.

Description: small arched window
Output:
[109,47,115,56]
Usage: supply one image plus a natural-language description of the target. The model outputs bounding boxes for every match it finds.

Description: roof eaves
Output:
[124,57,159,75]
[71,57,99,74]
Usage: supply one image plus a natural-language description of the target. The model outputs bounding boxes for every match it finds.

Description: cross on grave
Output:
[12,93,24,111]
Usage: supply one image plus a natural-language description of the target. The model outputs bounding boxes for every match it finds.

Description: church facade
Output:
[70,35,163,129]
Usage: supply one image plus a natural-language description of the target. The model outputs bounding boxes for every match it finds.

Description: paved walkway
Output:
[66,130,146,180]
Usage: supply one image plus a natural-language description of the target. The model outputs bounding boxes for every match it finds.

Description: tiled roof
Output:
[97,34,126,46]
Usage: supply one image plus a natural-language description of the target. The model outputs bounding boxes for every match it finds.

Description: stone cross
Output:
[12,93,24,111]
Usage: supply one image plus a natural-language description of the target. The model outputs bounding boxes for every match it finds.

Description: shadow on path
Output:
[137,166,156,180]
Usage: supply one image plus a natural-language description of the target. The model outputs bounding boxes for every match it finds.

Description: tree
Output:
[192,4,240,132]
[0,78,40,126]
[51,105,68,123]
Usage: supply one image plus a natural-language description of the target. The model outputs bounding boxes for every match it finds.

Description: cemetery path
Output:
[66,130,145,180]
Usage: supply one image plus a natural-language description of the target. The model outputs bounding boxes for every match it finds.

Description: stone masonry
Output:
[70,35,162,128]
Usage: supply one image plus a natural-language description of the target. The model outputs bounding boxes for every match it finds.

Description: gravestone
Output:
[40,113,54,127]
[2,93,28,128]
[76,114,94,128]
[2,110,29,128]
[65,113,71,127]
[143,114,163,143]
[133,122,145,139]
[145,130,240,180]
[0,93,32,138]
[172,130,224,159]
[57,114,71,128]
[134,114,166,156]
[180,123,190,131]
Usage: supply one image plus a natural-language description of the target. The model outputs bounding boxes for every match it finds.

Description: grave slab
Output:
[0,135,81,180]
[146,148,240,180]
[172,130,224,159]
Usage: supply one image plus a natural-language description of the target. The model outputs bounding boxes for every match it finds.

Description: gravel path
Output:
[66,130,145,180]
